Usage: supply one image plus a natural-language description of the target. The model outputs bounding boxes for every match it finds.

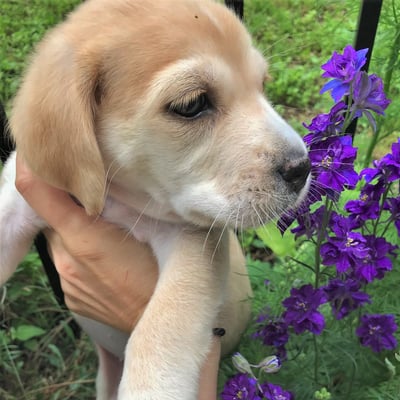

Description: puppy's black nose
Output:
[278,156,311,193]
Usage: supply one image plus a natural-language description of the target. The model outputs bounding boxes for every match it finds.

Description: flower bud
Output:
[257,355,281,373]
[384,357,396,378]
[232,352,253,375]
[314,387,332,400]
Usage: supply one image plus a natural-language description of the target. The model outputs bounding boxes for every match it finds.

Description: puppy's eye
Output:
[170,93,211,119]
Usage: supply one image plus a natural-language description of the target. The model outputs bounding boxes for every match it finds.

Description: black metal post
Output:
[224,0,244,20]
[347,0,383,136]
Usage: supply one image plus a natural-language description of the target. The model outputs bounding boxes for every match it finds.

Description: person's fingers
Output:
[15,154,97,234]
[45,228,157,332]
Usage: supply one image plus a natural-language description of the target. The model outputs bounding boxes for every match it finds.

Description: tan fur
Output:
[10,0,270,218]
[5,1,310,398]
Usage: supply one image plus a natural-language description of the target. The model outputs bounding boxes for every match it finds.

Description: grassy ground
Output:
[1,1,399,399]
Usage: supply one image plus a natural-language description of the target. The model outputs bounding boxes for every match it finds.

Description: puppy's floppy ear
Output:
[10,32,105,215]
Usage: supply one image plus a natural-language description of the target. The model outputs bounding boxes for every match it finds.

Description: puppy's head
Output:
[11,0,310,227]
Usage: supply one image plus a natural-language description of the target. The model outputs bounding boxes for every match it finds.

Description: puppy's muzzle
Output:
[278,155,311,194]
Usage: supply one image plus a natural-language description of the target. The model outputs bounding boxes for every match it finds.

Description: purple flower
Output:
[260,382,294,400]
[328,212,359,237]
[253,319,289,348]
[383,196,400,236]
[252,318,289,360]
[361,138,400,183]
[291,205,327,239]
[221,373,261,400]
[309,135,358,196]
[303,102,347,143]
[344,180,385,226]
[356,314,398,352]
[360,163,383,183]
[351,72,391,129]
[321,231,369,273]
[378,139,400,182]
[323,278,370,320]
[320,45,368,102]
[253,310,289,355]
[277,182,328,235]
[282,284,327,335]
[352,235,396,283]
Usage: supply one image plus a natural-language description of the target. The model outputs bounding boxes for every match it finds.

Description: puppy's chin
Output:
[171,184,311,231]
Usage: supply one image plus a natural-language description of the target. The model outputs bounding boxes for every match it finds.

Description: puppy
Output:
[0,0,310,399]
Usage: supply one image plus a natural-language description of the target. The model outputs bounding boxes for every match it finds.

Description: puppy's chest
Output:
[102,197,178,247]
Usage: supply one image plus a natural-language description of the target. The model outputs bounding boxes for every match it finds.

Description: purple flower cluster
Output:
[252,313,289,360]
[221,373,294,400]
[319,45,390,127]
[253,45,398,378]
[225,45,398,400]
[323,278,370,320]
[309,135,359,196]
[221,374,260,400]
[356,314,398,353]
[320,45,368,101]
[282,284,326,335]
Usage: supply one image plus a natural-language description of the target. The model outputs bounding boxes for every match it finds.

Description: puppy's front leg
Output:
[118,227,229,400]
[0,152,46,284]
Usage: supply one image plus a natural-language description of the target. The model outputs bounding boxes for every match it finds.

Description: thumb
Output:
[15,153,97,235]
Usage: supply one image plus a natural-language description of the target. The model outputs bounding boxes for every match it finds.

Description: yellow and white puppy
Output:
[0,0,310,399]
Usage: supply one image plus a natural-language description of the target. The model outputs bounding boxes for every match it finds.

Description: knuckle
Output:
[64,296,79,313]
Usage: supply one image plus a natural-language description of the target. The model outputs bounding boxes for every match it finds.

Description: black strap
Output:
[0,103,14,163]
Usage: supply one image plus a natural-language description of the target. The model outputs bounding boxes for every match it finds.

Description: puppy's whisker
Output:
[150,201,165,238]
[123,197,154,241]
[251,202,266,228]
[210,208,235,265]
[104,159,123,200]
[202,205,228,254]
[234,199,244,235]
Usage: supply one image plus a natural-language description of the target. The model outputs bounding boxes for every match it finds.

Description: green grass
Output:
[1,1,399,399]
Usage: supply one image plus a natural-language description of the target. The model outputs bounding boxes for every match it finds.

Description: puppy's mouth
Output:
[173,155,311,230]
[231,172,311,229]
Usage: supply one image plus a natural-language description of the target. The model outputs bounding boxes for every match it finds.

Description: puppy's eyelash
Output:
[168,91,211,119]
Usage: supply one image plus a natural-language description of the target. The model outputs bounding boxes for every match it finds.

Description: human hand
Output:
[15,155,223,399]
[199,337,222,400]
[15,154,158,332]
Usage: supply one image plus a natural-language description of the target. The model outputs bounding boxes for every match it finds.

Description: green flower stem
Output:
[288,256,315,273]
[312,198,334,386]
[314,198,333,289]
[344,356,357,398]
[372,182,391,236]
[313,334,320,385]
[342,109,356,134]
[364,121,383,169]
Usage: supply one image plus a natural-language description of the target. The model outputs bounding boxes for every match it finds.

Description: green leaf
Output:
[23,338,40,352]
[255,221,296,257]
[13,325,46,342]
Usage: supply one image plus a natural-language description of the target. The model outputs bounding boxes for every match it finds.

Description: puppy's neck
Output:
[107,182,184,224]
